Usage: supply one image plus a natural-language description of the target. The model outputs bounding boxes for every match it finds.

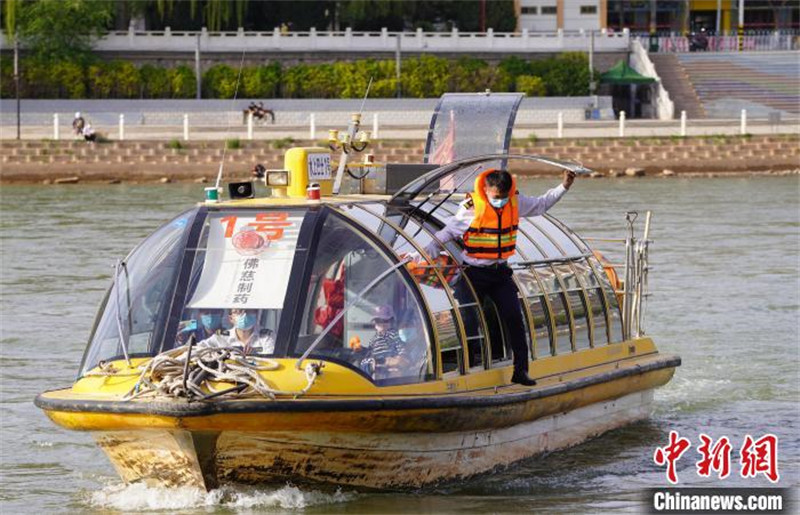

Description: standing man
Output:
[424,168,576,386]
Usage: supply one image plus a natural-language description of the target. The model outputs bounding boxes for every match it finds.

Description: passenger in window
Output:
[423,168,577,386]
[177,308,225,345]
[360,305,405,379]
[198,308,275,355]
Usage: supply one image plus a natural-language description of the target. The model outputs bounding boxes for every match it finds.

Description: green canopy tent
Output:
[600,61,656,118]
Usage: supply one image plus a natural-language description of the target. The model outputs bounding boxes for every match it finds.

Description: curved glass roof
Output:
[80,167,622,384]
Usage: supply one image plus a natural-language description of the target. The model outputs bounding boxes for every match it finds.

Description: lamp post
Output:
[14,35,20,140]
[329,113,371,194]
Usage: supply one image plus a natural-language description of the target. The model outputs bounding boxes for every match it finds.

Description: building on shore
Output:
[514,1,799,34]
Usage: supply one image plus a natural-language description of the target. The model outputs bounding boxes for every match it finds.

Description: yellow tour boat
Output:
[36,96,679,490]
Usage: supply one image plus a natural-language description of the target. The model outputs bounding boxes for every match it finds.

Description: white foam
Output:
[88,482,354,512]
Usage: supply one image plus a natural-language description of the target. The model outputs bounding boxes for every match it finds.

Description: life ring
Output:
[592,250,623,305]
[404,253,459,289]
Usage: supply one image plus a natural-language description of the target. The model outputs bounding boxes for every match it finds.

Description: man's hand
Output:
[562,170,576,190]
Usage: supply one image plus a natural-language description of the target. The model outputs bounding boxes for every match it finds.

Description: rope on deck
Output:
[119,345,323,402]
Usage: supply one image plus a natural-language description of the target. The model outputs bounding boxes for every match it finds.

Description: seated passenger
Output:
[360,305,404,379]
[198,309,275,355]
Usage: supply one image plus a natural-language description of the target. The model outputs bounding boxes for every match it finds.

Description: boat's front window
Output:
[172,209,307,354]
[294,212,433,385]
[80,209,197,375]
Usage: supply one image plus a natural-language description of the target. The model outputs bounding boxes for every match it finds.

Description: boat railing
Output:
[584,211,652,340]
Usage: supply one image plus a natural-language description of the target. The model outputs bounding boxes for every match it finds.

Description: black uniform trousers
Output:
[462,263,529,374]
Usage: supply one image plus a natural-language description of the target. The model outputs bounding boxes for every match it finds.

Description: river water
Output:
[1,177,798,513]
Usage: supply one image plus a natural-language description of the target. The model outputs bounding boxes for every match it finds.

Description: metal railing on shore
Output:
[637,33,800,52]
[1,109,797,141]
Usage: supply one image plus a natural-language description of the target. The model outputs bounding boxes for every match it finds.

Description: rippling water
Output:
[1,177,798,513]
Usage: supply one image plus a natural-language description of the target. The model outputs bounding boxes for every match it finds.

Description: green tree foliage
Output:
[529,53,594,96]
[203,64,239,98]
[13,0,112,63]
[168,65,197,98]
[240,63,282,98]
[516,75,546,97]
[140,64,171,98]
[1,54,597,100]
[402,55,450,98]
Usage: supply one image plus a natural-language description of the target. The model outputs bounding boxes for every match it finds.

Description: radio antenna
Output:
[214,49,247,191]
[358,76,374,115]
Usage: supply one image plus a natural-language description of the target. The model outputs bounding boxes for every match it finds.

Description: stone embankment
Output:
[1,135,798,184]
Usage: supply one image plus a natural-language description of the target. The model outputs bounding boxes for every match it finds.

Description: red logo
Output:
[740,434,779,483]
[654,432,780,484]
[654,430,692,484]
[696,434,732,479]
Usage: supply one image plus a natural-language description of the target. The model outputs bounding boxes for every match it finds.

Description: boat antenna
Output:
[214,49,247,191]
[359,76,374,115]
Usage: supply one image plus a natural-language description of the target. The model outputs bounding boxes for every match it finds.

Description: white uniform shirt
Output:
[198,329,276,354]
[425,184,568,266]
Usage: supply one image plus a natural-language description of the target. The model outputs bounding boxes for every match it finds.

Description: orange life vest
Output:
[462,169,519,260]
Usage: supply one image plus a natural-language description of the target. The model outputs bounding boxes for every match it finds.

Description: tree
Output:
[5,0,112,63]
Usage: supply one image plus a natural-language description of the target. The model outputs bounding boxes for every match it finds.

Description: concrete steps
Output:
[650,54,706,119]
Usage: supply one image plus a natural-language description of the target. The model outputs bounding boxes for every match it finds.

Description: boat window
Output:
[520,219,562,258]
[342,203,470,375]
[534,264,572,354]
[170,209,307,355]
[80,209,197,375]
[514,268,553,358]
[535,216,583,256]
[553,263,591,351]
[294,213,433,385]
[589,256,624,342]
[386,209,487,370]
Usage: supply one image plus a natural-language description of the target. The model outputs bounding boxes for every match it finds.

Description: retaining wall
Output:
[1,134,797,183]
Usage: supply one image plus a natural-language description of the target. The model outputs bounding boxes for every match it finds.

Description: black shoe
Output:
[511,371,537,386]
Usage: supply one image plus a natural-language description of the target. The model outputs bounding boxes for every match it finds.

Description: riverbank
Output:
[1,134,798,184]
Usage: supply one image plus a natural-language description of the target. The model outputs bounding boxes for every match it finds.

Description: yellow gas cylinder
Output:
[284,147,334,198]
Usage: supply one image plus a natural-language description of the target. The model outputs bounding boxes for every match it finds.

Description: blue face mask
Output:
[234,313,258,330]
[489,197,509,209]
[200,313,222,331]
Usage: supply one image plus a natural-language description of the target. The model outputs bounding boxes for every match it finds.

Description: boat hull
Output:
[80,364,674,490]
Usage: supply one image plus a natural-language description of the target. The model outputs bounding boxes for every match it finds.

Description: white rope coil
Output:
[118,345,322,402]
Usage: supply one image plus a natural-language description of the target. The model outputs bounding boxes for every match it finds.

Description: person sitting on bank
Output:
[423,168,576,386]
[82,124,97,143]
[198,308,275,355]
[360,305,405,379]
[72,112,85,137]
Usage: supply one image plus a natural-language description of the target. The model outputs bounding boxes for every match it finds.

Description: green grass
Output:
[272,137,295,150]
[225,138,241,150]
[167,139,183,150]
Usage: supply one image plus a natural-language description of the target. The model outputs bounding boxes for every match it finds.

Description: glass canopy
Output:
[81,166,622,385]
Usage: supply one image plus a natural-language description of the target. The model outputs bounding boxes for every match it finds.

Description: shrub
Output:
[0,60,14,99]
[87,63,114,98]
[226,138,241,149]
[203,64,238,98]
[516,75,546,97]
[113,61,140,99]
[403,55,450,98]
[449,57,489,92]
[167,139,183,149]
[140,64,170,98]
[540,52,593,96]
[241,62,281,98]
[169,66,196,98]
[499,56,532,83]
[54,61,88,99]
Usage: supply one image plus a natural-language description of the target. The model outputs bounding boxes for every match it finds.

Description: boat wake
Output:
[88,482,355,511]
